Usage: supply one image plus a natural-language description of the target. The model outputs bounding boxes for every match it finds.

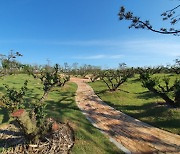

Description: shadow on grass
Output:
[135,91,159,99]
[45,90,79,121]
[95,89,108,95]
[128,78,140,83]
[45,90,122,153]
[102,100,180,134]
[79,100,180,153]
[0,108,10,123]
[117,89,130,93]
[103,100,169,119]
[0,86,5,93]
[149,119,180,129]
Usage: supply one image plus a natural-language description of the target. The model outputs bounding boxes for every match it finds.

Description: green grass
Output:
[89,74,180,135]
[0,74,122,154]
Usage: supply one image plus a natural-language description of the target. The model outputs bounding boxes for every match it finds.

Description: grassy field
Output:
[0,74,122,154]
[89,74,180,135]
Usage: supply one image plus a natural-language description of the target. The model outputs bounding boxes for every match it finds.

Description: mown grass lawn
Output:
[89,74,180,135]
[0,74,122,154]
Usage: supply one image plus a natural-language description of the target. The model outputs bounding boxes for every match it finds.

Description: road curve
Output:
[71,77,180,153]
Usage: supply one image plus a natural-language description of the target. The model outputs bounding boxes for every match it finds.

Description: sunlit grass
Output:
[0,74,122,154]
[89,74,180,135]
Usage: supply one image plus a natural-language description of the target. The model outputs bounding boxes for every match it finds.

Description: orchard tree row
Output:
[0,51,179,148]
[0,51,179,152]
[64,60,179,108]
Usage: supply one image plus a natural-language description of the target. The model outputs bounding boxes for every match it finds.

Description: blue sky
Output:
[0,0,180,68]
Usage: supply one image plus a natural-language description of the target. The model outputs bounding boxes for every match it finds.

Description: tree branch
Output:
[118,6,180,35]
[138,20,180,34]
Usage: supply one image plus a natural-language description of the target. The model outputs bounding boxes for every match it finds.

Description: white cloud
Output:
[44,40,123,46]
[123,39,180,56]
[1,38,179,57]
[46,39,180,57]
[72,54,123,59]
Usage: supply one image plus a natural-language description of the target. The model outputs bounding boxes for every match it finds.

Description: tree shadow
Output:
[129,78,140,83]
[95,89,107,95]
[45,90,79,121]
[117,89,130,93]
[0,108,10,124]
[87,94,175,132]
[79,101,180,153]
[103,100,168,120]
[0,120,26,149]
[135,91,159,99]
[45,90,122,153]
[0,86,5,93]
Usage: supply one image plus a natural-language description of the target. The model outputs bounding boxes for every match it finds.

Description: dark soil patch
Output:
[0,120,75,154]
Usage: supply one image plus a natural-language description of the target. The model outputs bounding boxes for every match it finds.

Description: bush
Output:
[0,64,70,143]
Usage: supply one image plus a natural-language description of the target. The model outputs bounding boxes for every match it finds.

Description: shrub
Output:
[0,64,70,143]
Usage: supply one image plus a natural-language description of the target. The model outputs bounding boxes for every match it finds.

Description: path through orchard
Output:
[70,77,180,153]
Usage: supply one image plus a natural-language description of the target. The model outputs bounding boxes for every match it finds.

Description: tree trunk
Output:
[148,87,175,107]
[175,91,180,107]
